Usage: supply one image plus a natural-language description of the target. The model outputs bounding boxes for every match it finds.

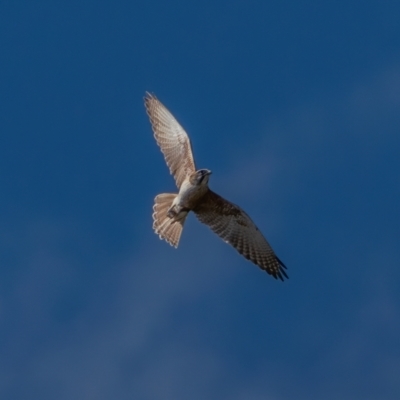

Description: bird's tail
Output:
[152,193,186,248]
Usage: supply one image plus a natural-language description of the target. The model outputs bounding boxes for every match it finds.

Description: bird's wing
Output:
[145,93,196,188]
[193,190,288,280]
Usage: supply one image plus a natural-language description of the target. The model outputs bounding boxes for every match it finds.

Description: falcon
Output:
[145,93,288,281]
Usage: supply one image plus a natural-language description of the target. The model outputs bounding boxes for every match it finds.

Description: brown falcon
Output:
[145,93,288,281]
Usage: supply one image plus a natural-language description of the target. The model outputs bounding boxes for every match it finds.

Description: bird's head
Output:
[191,169,212,186]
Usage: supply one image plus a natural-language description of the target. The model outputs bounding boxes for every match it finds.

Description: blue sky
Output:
[1,1,400,399]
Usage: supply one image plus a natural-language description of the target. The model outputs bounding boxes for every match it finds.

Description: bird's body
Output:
[170,169,211,218]
[145,93,288,281]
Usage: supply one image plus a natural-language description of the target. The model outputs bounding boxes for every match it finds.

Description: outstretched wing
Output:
[145,93,196,188]
[193,190,288,280]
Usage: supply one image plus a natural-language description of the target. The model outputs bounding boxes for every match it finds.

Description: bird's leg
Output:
[167,206,178,219]
[167,205,189,222]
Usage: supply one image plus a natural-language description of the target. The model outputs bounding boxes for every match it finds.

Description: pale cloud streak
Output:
[1,64,400,399]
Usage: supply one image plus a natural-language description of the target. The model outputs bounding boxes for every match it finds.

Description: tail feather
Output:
[152,193,186,248]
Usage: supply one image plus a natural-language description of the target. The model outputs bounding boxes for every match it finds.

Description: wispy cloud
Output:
[1,64,400,399]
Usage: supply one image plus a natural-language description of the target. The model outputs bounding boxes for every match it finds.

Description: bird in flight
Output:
[145,93,288,281]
